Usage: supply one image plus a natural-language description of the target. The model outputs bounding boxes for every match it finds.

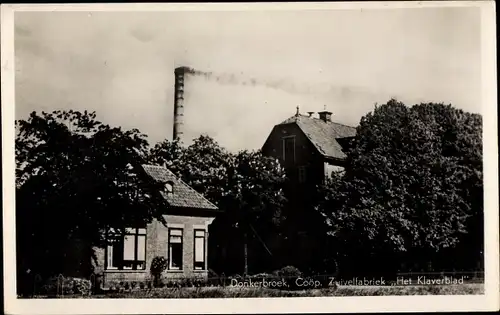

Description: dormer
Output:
[164,181,174,196]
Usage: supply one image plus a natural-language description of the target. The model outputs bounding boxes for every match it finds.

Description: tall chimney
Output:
[173,67,188,141]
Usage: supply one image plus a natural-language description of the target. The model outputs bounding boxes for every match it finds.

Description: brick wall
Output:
[93,213,215,287]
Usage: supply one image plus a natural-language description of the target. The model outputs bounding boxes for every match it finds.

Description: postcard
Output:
[2,1,498,314]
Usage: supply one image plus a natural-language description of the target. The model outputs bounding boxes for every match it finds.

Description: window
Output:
[298,166,307,183]
[194,230,206,270]
[106,228,146,270]
[168,228,183,270]
[282,136,295,163]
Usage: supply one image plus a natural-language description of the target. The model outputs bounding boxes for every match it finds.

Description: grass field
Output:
[43,283,484,298]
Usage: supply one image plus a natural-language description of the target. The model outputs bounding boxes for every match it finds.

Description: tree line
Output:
[15,99,483,294]
[316,100,483,276]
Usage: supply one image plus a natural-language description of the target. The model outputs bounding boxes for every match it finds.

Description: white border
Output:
[2,1,498,314]
[0,1,497,11]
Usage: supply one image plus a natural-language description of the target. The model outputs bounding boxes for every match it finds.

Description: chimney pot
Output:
[318,109,332,122]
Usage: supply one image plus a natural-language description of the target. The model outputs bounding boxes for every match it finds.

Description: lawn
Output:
[44,283,484,298]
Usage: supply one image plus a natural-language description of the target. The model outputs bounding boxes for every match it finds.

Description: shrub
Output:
[208,269,218,278]
[150,256,168,287]
[273,266,302,278]
[250,272,275,279]
[72,278,92,295]
[37,276,91,296]
[229,274,243,280]
[271,266,302,290]
[194,279,204,287]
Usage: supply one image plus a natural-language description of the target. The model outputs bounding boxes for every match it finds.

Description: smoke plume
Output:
[179,66,378,99]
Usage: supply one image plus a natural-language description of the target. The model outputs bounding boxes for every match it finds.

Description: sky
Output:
[14,6,482,152]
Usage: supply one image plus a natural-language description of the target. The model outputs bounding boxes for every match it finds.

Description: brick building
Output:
[262,107,356,187]
[261,108,356,271]
[93,164,221,287]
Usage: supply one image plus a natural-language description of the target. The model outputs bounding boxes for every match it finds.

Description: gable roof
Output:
[277,114,356,160]
[141,164,219,211]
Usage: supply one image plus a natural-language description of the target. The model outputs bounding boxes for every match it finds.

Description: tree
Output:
[15,110,168,288]
[316,99,483,275]
[148,135,232,206]
[228,150,288,274]
[148,135,287,274]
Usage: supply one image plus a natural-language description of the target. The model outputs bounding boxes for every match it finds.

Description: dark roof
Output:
[141,164,219,211]
[278,114,356,159]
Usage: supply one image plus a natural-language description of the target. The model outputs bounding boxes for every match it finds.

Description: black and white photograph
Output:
[2,2,498,314]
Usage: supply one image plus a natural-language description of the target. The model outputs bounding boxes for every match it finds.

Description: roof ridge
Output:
[278,115,298,124]
[304,116,355,128]
[297,116,356,128]
[143,163,177,175]
[142,163,164,169]
[279,114,355,129]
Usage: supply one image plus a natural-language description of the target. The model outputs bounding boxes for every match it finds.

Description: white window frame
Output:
[168,228,183,270]
[107,244,117,270]
[193,229,206,271]
[105,227,147,271]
